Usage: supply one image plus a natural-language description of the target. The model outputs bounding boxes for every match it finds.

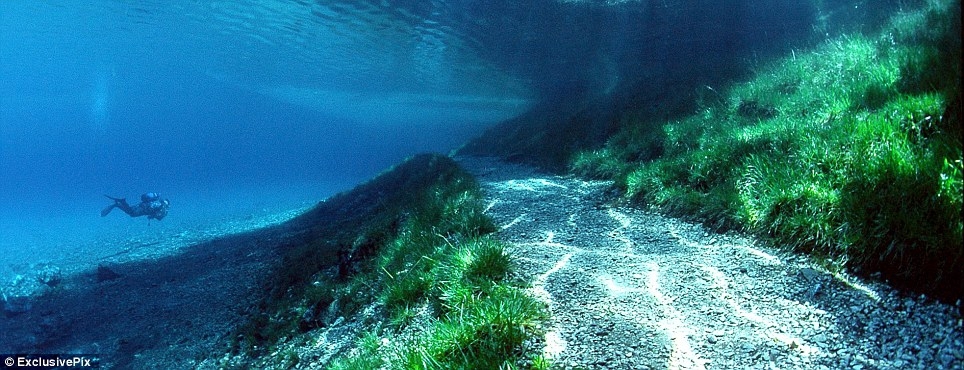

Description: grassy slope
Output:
[212,3,961,367]
[572,0,962,301]
[222,154,548,369]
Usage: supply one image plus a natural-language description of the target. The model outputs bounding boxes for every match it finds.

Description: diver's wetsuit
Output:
[101,193,170,220]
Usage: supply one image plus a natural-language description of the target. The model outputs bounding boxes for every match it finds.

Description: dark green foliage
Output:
[570,112,666,184]
[331,241,544,369]
[398,286,547,370]
[382,268,433,312]
[839,101,963,287]
[364,232,541,369]
[374,185,498,315]
[571,1,963,301]
[460,238,512,285]
[331,206,542,369]
[231,153,546,369]
[231,154,502,353]
[736,100,778,119]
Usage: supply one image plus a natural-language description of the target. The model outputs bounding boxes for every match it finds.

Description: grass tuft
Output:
[401,286,547,370]
[459,238,512,285]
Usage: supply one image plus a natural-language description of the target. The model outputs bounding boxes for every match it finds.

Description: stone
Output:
[96,265,122,282]
[2,295,32,317]
[769,348,781,360]
[35,264,63,287]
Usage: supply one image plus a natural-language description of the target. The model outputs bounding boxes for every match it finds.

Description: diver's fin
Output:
[102,195,124,217]
[101,204,115,217]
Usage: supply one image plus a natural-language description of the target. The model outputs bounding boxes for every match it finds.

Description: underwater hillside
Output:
[1,0,961,369]
[466,0,962,301]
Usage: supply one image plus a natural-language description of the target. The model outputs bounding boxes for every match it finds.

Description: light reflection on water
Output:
[159,0,534,116]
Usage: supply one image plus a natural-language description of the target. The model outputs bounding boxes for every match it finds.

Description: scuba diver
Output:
[101,192,170,221]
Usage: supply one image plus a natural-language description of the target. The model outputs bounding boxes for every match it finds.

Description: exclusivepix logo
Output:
[3,354,99,368]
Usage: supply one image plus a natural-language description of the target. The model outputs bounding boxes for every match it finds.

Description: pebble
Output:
[463,156,964,370]
[769,349,780,361]
[813,333,828,343]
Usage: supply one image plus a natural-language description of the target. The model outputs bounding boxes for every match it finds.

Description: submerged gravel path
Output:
[457,156,963,370]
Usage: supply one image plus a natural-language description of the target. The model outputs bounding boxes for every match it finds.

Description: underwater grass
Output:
[336,233,544,369]
[330,198,545,369]
[405,286,546,369]
[229,154,547,369]
[573,0,962,300]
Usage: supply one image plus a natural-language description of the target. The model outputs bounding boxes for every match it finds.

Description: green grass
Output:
[334,234,546,369]
[393,286,546,369]
[228,154,548,369]
[571,0,962,300]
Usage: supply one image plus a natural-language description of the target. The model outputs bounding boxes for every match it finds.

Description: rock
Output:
[2,294,32,317]
[96,265,122,282]
[800,268,818,281]
[905,298,916,309]
[769,348,780,361]
[35,264,63,287]
[813,333,828,343]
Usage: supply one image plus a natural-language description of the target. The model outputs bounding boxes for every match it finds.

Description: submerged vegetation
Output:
[227,154,547,369]
[214,2,961,367]
[572,0,962,300]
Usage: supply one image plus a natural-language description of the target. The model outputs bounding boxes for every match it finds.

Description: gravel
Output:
[458,156,964,370]
[0,207,311,369]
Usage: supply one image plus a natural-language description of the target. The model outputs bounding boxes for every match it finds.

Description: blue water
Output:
[1,0,878,285]
[2,0,922,364]
[0,0,539,270]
